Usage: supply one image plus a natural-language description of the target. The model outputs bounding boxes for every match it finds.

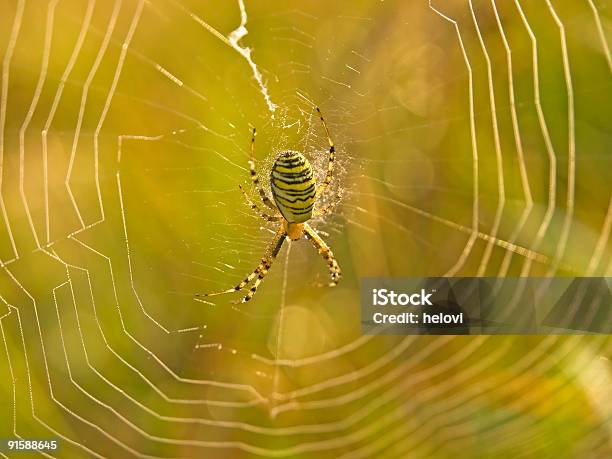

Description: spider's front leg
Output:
[304,223,341,287]
[197,226,287,303]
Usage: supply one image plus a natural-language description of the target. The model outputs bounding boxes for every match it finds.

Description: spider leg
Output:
[315,107,335,197]
[303,223,341,287]
[196,227,286,302]
[248,128,276,210]
[198,262,265,297]
[237,228,286,303]
[314,191,342,217]
[238,184,279,222]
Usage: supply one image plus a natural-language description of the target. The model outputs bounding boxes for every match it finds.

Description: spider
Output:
[198,108,341,304]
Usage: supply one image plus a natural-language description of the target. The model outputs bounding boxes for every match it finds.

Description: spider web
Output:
[0,0,611,457]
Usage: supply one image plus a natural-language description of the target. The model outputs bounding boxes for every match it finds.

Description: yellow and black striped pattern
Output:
[270,150,316,223]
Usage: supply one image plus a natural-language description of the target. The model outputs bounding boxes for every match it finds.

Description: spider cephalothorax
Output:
[198,108,341,303]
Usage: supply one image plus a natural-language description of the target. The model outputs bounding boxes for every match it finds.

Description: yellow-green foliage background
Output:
[0,0,610,457]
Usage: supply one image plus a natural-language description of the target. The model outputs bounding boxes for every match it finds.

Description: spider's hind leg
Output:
[239,184,279,222]
[314,190,342,217]
[248,128,276,210]
[315,107,336,197]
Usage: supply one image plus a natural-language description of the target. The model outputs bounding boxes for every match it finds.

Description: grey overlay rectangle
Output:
[361,278,612,335]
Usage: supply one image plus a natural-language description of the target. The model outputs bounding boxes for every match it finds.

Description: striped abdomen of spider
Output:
[197,107,341,304]
[271,150,317,239]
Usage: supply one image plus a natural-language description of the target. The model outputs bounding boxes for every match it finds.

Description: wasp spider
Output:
[199,108,341,304]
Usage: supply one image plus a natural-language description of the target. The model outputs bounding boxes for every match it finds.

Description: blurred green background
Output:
[0,0,610,457]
